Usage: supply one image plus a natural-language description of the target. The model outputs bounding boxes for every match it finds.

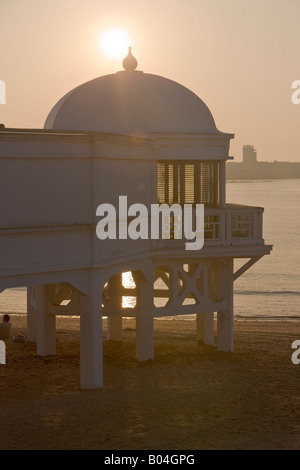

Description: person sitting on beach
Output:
[0,314,12,340]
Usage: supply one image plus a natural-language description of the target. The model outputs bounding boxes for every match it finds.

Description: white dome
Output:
[44,68,219,135]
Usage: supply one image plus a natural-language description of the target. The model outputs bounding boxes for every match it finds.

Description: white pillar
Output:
[80,270,103,390]
[217,259,234,352]
[217,310,233,351]
[36,284,56,356]
[196,312,214,345]
[27,286,37,342]
[107,317,122,341]
[107,274,123,341]
[135,269,153,362]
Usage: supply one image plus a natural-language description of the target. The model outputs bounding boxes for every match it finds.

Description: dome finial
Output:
[122,46,138,71]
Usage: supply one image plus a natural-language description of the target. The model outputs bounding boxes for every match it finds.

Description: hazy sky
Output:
[1,0,300,161]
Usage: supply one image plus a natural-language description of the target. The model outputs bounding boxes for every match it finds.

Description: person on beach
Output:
[0,314,12,340]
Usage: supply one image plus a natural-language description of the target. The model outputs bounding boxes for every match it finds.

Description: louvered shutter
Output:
[157,161,219,207]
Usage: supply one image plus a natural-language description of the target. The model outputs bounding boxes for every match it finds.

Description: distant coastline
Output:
[227,145,300,180]
[226,160,300,180]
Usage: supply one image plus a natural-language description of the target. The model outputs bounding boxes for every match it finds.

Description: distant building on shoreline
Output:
[227,145,300,180]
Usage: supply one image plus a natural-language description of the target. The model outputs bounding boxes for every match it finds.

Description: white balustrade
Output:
[152,203,264,249]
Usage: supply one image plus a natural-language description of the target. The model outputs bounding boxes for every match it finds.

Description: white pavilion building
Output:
[0,49,272,389]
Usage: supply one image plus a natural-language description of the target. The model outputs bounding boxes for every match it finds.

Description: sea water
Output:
[1,180,299,320]
[228,179,300,319]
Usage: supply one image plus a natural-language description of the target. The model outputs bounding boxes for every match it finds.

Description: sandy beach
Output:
[1,314,300,450]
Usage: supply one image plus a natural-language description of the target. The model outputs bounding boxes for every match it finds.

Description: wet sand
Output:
[1,314,300,450]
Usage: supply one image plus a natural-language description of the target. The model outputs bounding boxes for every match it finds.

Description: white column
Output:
[217,259,234,352]
[196,312,214,345]
[107,317,122,341]
[80,270,103,390]
[217,309,233,351]
[27,286,37,342]
[107,274,123,341]
[36,284,56,356]
[135,269,153,362]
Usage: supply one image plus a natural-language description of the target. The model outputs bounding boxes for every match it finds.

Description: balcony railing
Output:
[151,203,264,249]
[204,204,264,246]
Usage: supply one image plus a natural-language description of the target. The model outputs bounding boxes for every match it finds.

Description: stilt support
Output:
[80,270,103,390]
[107,317,122,341]
[134,268,154,362]
[27,286,37,342]
[107,274,123,341]
[217,310,233,352]
[196,312,214,345]
[217,259,234,352]
[36,284,56,356]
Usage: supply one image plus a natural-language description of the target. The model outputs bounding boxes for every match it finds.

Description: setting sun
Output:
[99,28,131,59]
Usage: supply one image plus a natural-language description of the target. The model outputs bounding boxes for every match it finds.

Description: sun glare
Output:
[99,28,131,59]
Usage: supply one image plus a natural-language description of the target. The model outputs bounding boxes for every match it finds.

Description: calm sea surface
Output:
[1,179,299,319]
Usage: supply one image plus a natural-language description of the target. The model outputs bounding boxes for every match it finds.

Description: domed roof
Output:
[44,51,218,135]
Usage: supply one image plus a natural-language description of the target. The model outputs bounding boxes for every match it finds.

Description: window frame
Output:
[157,160,220,208]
